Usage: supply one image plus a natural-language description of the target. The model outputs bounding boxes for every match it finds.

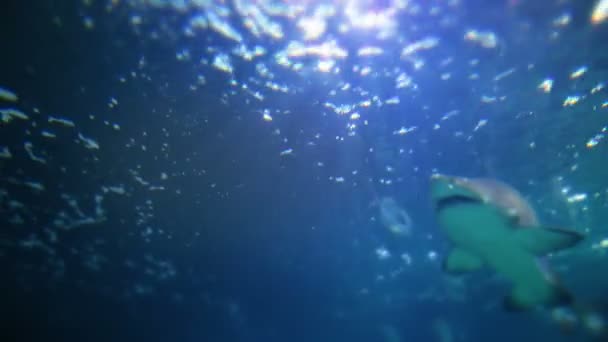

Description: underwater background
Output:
[1,0,608,341]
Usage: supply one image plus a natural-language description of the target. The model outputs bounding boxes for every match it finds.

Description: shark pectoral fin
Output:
[442,248,483,274]
[513,227,584,256]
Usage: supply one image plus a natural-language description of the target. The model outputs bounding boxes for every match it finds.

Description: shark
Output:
[430,173,584,311]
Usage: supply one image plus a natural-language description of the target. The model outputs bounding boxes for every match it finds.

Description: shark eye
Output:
[435,195,482,212]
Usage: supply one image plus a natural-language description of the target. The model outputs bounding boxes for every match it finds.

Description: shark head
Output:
[430,174,485,212]
[430,173,584,311]
[431,173,539,227]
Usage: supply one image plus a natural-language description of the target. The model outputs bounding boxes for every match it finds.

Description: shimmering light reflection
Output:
[235,0,285,39]
[1,2,607,335]
[317,59,336,72]
[592,0,608,25]
[285,40,348,59]
[298,16,327,40]
[343,0,403,33]
[357,46,383,56]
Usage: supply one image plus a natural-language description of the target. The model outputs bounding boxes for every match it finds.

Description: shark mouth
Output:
[434,195,483,213]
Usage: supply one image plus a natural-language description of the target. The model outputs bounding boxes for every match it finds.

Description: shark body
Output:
[430,174,584,310]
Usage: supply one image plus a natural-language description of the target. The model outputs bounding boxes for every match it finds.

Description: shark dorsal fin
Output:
[513,226,584,256]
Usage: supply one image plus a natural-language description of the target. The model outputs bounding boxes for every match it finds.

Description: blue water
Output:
[1,0,607,341]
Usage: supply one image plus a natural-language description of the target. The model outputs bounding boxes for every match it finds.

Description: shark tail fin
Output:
[549,285,575,307]
[504,282,573,312]
[538,258,575,308]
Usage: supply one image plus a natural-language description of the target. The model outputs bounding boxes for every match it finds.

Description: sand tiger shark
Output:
[430,174,584,311]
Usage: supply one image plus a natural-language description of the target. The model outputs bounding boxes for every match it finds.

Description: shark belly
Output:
[437,204,509,250]
[438,204,556,307]
[484,242,555,307]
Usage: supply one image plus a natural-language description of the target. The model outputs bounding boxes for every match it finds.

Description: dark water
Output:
[1,0,608,341]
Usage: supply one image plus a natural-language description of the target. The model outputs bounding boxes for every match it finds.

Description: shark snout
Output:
[431,173,452,185]
[431,173,469,185]
[430,174,481,205]
[430,174,459,190]
[430,174,457,200]
[431,173,475,189]
[430,173,449,181]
